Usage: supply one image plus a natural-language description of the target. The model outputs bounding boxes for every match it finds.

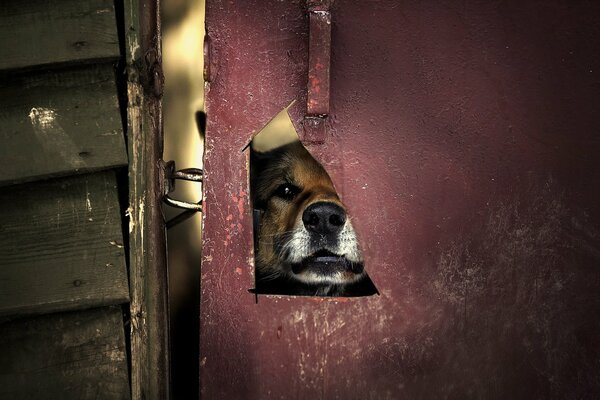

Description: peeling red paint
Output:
[237,196,244,219]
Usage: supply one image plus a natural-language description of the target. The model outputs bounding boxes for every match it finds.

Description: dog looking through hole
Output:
[250,111,377,297]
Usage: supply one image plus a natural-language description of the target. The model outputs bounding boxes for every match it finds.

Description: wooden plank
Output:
[0,0,119,72]
[0,63,128,185]
[0,171,129,318]
[0,306,130,399]
[124,0,172,398]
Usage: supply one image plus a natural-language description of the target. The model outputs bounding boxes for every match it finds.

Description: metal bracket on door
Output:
[303,0,332,144]
[159,159,203,229]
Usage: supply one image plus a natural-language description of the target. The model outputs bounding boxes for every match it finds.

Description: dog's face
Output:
[251,141,373,296]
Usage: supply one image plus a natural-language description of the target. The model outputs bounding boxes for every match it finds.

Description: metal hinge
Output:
[159,159,203,229]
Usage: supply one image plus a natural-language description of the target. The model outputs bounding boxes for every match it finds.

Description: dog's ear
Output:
[249,143,267,174]
[249,145,270,209]
[250,143,275,168]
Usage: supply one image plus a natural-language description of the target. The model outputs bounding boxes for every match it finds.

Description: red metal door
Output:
[201,1,600,398]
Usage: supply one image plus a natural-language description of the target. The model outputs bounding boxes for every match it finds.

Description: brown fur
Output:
[250,141,377,296]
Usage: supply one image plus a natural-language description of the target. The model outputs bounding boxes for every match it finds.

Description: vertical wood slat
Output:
[124,0,171,398]
[0,171,129,318]
[0,306,130,399]
[0,0,119,72]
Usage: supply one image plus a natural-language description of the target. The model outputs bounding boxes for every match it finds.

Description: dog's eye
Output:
[273,183,301,200]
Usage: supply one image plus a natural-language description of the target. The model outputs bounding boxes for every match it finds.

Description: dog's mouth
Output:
[291,249,364,276]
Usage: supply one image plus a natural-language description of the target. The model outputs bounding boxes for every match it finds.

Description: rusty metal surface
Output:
[201,1,600,398]
[306,5,331,116]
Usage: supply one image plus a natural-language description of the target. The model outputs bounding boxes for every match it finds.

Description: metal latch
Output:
[159,159,203,228]
[303,0,331,144]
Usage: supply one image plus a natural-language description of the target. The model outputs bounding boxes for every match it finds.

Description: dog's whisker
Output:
[262,229,297,236]
[257,271,282,282]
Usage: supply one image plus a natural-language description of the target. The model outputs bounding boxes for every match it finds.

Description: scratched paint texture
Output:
[201,1,600,398]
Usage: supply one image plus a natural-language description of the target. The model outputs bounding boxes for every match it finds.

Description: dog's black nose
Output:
[302,202,346,235]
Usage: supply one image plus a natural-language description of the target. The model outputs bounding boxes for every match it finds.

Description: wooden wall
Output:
[0,0,131,398]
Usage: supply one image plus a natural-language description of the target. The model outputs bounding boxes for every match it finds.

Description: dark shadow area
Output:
[161,0,204,398]
[166,111,205,400]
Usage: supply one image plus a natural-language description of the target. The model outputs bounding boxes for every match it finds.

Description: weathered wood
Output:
[0,171,129,318]
[0,64,127,185]
[0,306,130,399]
[124,0,171,399]
[0,0,119,72]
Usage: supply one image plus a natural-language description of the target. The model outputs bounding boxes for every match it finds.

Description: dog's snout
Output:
[302,202,346,235]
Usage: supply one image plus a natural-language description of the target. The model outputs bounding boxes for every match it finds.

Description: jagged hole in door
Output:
[248,107,378,297]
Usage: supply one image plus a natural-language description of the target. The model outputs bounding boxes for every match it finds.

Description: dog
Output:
[250,140,377,296]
